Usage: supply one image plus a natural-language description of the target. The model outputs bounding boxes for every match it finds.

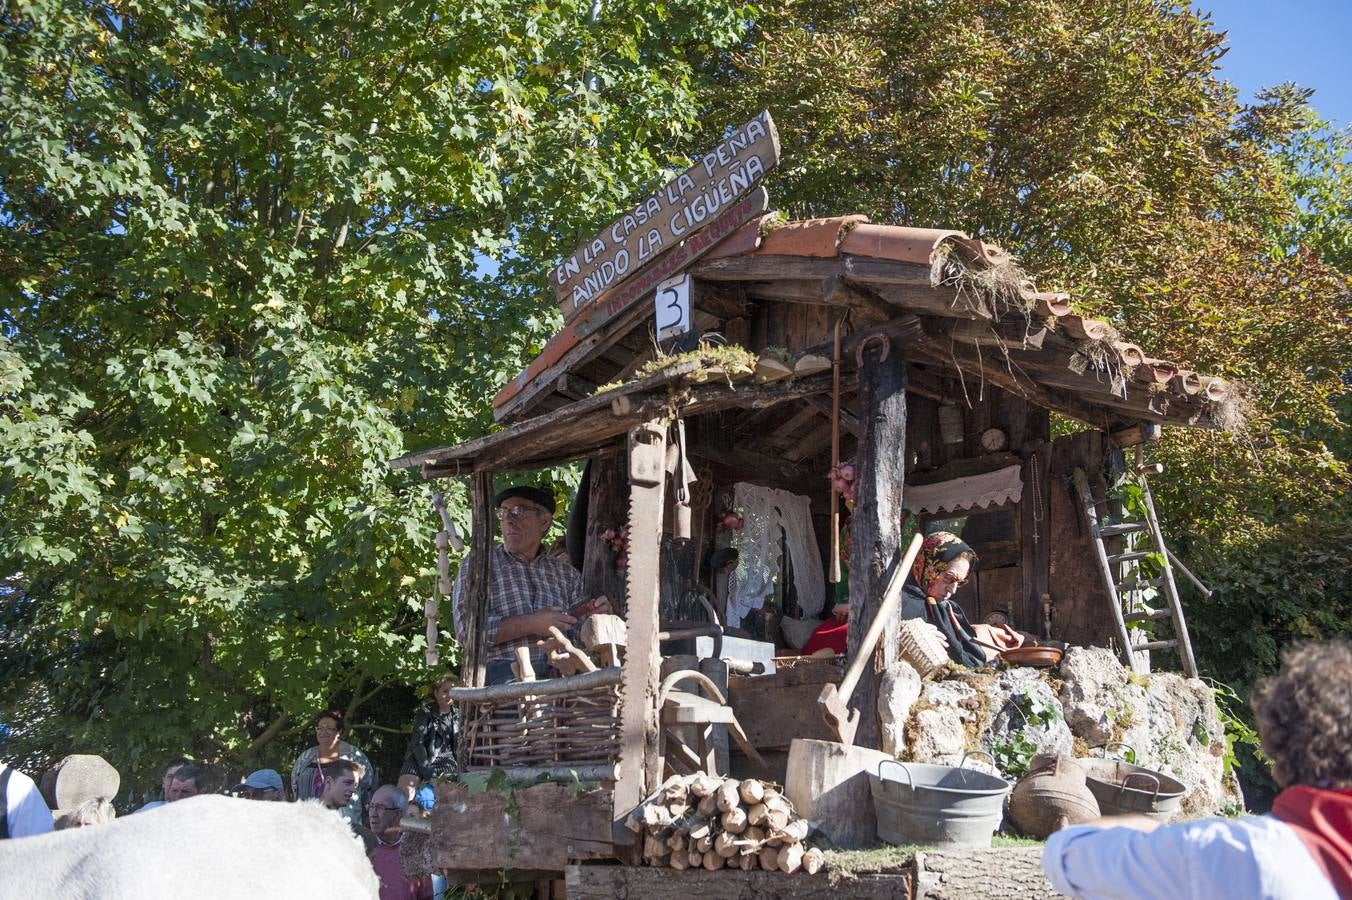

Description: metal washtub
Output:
[1081,758,1187,821]
[869,753,1012,848]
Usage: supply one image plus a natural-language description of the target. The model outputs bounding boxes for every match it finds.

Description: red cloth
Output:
[802,618,848,655]
[1269,785,1352,898]
[370,842,432,900]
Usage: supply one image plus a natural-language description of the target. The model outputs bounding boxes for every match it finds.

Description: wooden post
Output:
[581,448,629,615]
[461,471,494,689]
[847,336,907,751]
[612,419,668,843]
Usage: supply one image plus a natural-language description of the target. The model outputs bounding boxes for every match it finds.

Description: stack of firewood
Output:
[626,774,826,874]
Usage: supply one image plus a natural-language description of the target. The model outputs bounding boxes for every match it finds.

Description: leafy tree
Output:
[695,0,1352,698]
[1,0,748,787]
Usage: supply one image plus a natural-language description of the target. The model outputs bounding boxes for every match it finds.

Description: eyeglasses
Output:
[369,803,401,815]
[496,505,543,520]
[936,571,970,588]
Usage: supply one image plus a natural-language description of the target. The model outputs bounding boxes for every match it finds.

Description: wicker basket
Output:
[898,618,949,677]
[451,667,623,771]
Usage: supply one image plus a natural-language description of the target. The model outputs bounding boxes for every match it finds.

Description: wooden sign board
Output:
[573,186,769,339]
[553,110,780,321]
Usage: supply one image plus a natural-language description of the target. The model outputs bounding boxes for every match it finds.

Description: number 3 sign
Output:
[654,274,691,341]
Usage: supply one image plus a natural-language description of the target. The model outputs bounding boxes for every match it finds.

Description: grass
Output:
[824,835,1045,875]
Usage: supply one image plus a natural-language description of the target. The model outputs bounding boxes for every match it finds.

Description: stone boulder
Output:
[879,661,923,757]
[882,645,1242,818]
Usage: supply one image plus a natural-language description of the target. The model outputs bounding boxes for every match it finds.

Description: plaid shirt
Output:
[452,544,585,663]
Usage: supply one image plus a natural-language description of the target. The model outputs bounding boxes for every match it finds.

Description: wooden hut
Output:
[389,114,1236,879]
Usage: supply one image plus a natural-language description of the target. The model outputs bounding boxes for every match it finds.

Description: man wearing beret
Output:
[452,485,611,684]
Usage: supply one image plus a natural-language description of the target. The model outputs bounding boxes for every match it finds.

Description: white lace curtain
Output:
[725,483,825,629]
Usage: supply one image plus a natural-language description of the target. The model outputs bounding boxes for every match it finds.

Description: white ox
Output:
[0,795,379,899]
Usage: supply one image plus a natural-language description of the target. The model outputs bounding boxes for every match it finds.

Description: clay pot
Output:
[1009,754,1100,839]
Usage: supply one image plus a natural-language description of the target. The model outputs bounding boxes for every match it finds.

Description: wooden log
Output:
[715,779,740,812]
[785,739,891,850]
[696,792,719,818]
[747,802,768,827]
[431,783,613,872]
[461,472,494,690]
[758,847,781,872]
[737,853,757,871]
[689,773,722,798]
[721,806,748,834]
[669,852,689,870]
[738,779,765,806]
[714,832,738,858]
[848,335,908,751]
[777,843,805,874]
[702,849,722,871]
[802,847,826,875]
[913,848,1058,899]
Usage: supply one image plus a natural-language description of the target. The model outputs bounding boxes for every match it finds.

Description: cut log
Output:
[778,843,805,874]
[689,773,722,798]
[669,852,689,871]
[739,779,766,806]
[702,849,722,871]
[721,806,748,834]
[695,834,714,854]
[738,853,756,871]
[715,779,741,813]
[758,847,780,871]
[714,832,739,858]
[696,792,719,818]
[803,847,826,875]
[747,802,768,827]
[785,739,892,850]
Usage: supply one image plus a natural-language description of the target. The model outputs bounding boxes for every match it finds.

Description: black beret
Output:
[494,485,556,515]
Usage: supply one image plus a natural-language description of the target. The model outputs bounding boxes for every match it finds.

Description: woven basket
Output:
[451,667,623,770]
[898,619,949,677]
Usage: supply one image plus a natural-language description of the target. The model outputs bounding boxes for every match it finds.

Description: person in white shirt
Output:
[1042,640,1352,900]
[1,763,55,839]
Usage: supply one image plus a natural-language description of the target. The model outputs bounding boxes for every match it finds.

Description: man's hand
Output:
[529,608,577,636]
[569,595,611,618]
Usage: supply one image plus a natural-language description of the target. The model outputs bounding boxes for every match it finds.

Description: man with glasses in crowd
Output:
[452,485,610,685]
[366,785,433,900]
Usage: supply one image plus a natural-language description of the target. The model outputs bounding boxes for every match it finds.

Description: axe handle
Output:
[838,532,925,703]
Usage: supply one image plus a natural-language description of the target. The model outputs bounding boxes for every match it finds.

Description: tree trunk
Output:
[848,337,907,751]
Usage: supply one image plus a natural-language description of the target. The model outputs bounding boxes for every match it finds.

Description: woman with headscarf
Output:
[901,531,1025,666]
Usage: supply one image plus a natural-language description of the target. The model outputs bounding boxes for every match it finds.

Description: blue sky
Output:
[1200,0,1352,127]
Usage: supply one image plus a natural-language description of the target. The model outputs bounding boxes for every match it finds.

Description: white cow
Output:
[0,795,379,899]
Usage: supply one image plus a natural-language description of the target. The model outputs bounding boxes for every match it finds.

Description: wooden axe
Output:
[816,532,925,746]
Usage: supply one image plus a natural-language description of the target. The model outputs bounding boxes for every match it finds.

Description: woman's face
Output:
[434,682,454,713]
[927,556,972,601]
[315,717,341,751]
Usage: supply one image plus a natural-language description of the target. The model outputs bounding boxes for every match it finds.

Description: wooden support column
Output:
[461,471,494,691]
[847,336,907,752]
[581,449,629,615]
[612,419,668,844]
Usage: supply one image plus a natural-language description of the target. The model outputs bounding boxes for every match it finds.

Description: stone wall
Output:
[879,647,1243,819]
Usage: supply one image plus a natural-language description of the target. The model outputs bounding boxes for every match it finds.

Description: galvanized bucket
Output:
[869,752,1012,848]
[1081,759,1186,821]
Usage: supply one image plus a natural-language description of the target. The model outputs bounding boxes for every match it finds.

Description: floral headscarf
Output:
[911,531,977,589]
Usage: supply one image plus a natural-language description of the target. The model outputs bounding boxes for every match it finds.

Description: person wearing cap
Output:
[452,484,610,685]
[241,769,285,801]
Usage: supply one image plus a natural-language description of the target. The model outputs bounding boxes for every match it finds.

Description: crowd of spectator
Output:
[1,675,457,900]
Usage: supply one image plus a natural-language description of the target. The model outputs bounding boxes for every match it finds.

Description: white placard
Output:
[654,273,692,341]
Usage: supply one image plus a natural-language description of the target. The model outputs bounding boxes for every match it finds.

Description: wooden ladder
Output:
[1072,467,1198,677]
